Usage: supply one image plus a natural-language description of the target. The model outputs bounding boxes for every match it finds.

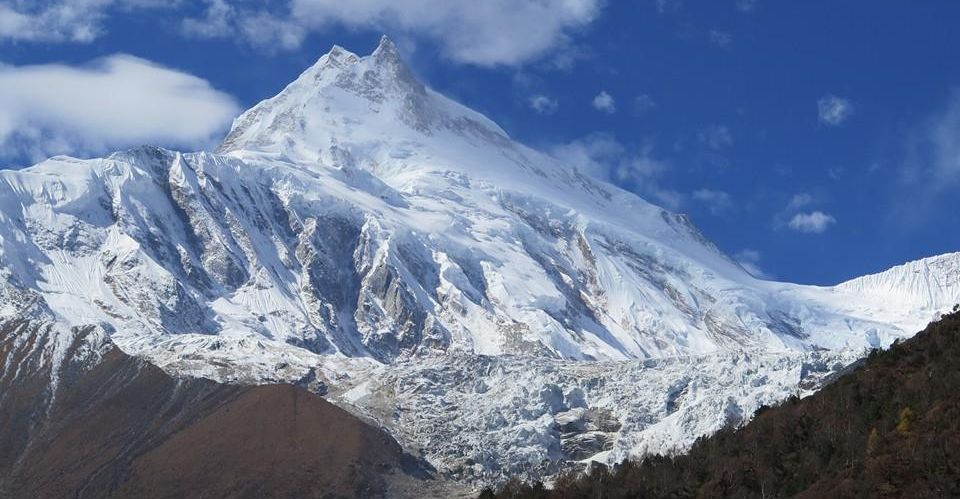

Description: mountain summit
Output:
[219,35,504,160]
[1,38,959,483]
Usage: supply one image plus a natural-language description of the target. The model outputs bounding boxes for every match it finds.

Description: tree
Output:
[896,407,914,435]
[866,427,880,455]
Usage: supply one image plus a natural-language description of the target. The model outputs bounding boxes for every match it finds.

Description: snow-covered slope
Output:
[1,36,958,484]
[836,252,960,313]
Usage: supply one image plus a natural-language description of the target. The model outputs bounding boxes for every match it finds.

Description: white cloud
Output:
[528,94,558,115]
[0,0,168,43]
[239,12,308,51]
[0,2,101,42]
[0,55,240,162]
[785,192,813,212]
[592,91,616,114]
[788,211,836,233]
[649,189,686,211]
[775,193,834,232]
[633,94,656,114]
[898,90,960,190]
[552,134,669,183]
[289,0,604,66]
[692,188,733,214]
[698,124,733,150]
[4,1,603,67]
[543,44,592,71]
[818,95,853,126]
[552,132,630,180]
[884,91,960,222]
[181,0,232,39]
[734,249,773,279]
[181,0,306,52]
[551,133,683,209]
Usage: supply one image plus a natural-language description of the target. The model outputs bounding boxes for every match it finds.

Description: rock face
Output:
[0,36,959,485]
[556,408,622,460]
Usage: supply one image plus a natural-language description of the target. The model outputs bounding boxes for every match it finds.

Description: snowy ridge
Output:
[1,36,958,484]
[836,252,960,311]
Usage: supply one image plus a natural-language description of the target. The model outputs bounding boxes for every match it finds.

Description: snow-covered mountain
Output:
[1,36,958,484]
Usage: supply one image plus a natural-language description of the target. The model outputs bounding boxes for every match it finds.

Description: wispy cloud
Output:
[734,249,774,279]
[788,211,836,233]
[818,95,854,126]
[3,0,605,68]
[0,55,239,163]
[656,0,683,14]
[895,89,960,219]
[735,0,758,13]
[633,94,657,115]
[785,193,813,212]
[592,91,616,114]
[553,133,664,181]
[181,0,306,52]
[922,89,960,185]
[692,188,733,214]
[528,94,559,115]
[709,30,733,48]
[698,124,734,150]
[551,132,684,209]
[0,1,169,43]
[288,0,604,66]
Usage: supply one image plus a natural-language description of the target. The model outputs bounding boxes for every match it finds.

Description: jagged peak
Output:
[218,36,444,156]
[279,35,422,102]
[325,44,358,61]
[372,35,400,59]
[216,33,519,160]
[310,43,360,72]
[307,35,409,80]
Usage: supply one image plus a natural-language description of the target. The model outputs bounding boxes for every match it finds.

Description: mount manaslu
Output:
[2,37,958,486]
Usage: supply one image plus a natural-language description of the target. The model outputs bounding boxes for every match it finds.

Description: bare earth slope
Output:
[0,321,440,499]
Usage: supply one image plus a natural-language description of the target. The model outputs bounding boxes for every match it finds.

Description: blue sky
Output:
[1,1,958,285]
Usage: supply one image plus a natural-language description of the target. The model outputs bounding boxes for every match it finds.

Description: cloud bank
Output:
[3,1,604,67]
[0,55,239,162]
[180,0,604,66]
[0,0,168,43]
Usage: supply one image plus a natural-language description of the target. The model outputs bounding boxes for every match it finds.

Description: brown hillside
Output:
[0,321,438,499]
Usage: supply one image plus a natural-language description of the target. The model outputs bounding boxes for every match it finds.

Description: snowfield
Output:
[1,36,958,484]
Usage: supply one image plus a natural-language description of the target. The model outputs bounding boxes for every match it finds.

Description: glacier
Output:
[1,36,958,485]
